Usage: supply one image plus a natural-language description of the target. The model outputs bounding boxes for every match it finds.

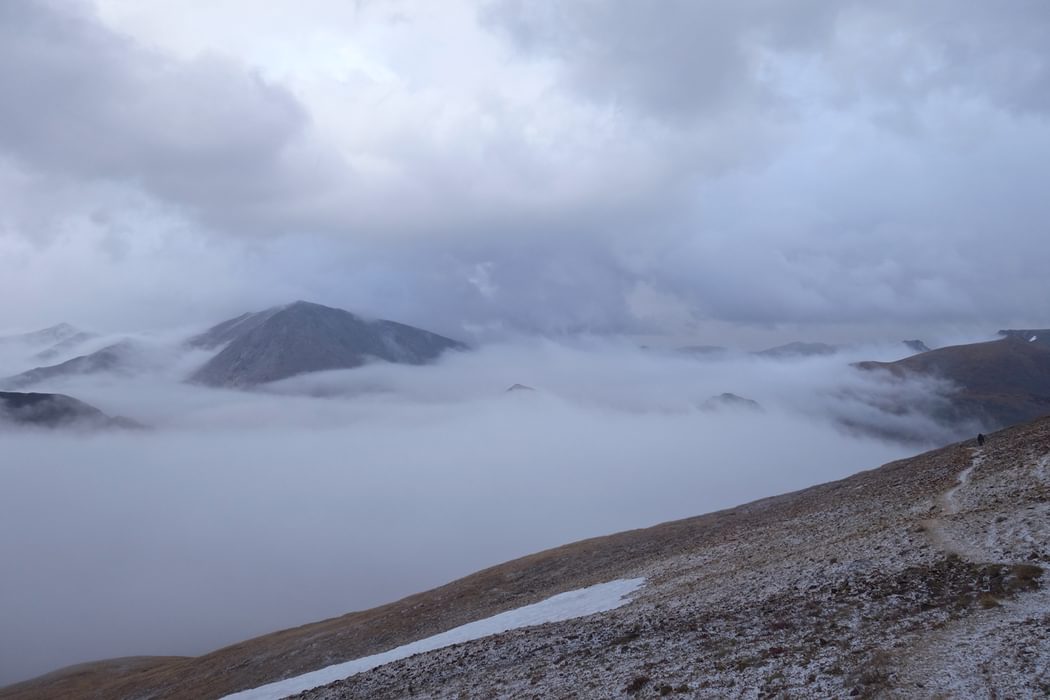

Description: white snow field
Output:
[222,577,646,700]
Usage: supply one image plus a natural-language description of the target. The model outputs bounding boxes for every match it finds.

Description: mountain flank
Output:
[856,335,1050,430]
[187,309,284,350]
[189,301,467,388]
[5,417,1047,698]
[1,341,136,390]
[33,331,97,361]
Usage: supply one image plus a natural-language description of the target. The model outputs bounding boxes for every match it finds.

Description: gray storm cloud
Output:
[0,0,349,239]
[484,1,1050,120]
[1,1,1049,335]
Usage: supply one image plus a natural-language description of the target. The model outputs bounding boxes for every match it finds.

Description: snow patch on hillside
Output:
[223,577,645,700]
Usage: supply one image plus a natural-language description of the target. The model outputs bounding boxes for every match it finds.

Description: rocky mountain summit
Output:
[6,417,1046,699]
[189,301,467,388]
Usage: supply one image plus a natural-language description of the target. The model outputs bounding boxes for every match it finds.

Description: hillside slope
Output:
[3,419,1048,698]
[1,342,135,390]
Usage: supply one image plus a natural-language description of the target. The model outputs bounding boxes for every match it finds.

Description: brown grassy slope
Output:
[296,413,1049,699]
[856,336,1050,427]
[0,658,182,700]
[1,419,1031,700]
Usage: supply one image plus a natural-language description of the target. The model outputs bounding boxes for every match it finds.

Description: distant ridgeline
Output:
[997,329,1050,345]
[4,310,1050,440]
[0,301,468,394]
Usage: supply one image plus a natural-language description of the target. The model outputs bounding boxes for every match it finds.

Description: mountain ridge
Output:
[1,341,136,390]
[855,335,1050,430]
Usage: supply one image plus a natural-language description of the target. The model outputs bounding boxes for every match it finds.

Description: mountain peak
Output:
[189,302,467,388]
[282,300,334,312]
[274,300,369,322]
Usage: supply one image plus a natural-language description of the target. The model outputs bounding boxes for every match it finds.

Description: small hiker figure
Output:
[977,433,986,447]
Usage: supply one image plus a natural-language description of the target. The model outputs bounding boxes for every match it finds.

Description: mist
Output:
[0,338,950,684]
[1,0,1047,692]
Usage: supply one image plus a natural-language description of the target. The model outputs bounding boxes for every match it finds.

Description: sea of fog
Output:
[0,339,954,683]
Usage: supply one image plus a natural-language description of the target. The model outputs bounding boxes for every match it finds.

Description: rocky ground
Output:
[3,418,1048,699]
[293,420,1049,699]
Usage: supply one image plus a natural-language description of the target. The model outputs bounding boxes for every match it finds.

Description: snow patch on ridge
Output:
[223,577,646,700]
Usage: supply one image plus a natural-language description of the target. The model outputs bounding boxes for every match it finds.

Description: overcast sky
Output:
[1,0,1049,344]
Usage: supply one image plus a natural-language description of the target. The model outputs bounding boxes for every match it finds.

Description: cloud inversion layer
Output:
[0,339,925,685]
